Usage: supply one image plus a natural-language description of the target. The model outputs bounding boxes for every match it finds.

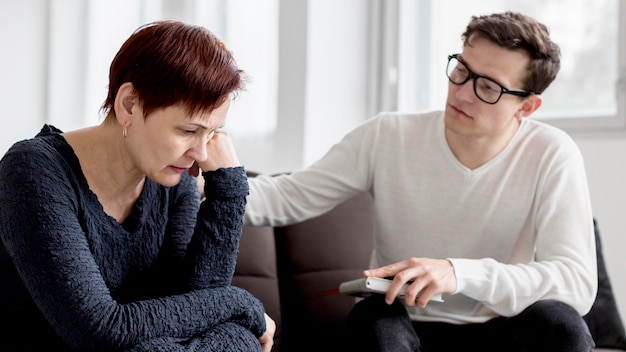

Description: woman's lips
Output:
[169,165,187,173]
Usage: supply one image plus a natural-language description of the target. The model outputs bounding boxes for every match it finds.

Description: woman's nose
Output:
[189,137,209,162]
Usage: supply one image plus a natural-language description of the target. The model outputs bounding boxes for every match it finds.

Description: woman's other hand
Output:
[259,313,276,352]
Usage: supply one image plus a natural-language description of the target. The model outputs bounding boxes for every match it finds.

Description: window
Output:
[48,0,278,135]
[395,0,625,132]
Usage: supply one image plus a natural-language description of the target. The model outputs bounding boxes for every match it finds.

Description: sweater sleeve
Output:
[0,139,265,351]
[245,114,382,226]
[184,167,250,289]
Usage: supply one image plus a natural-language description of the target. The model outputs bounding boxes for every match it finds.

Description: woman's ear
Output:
[114,82,138,125]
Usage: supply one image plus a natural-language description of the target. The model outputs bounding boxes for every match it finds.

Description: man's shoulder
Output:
[373,110,443,128]
[376,110,442,120]
[518,118,581,157]
[520,118,576,144]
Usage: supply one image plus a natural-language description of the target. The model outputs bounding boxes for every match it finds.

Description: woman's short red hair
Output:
[101,20,245,119]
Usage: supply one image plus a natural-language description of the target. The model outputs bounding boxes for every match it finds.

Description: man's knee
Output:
[515,300,594,351]
[343,295,419,352]
[349,295,407,320]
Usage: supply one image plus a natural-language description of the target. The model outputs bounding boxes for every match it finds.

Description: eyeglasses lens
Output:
[446,57,501,104]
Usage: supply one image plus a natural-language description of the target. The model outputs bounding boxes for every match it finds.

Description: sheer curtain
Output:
[46,0,278,136]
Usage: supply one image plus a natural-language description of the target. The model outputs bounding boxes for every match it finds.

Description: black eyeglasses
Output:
[446,54,532,104]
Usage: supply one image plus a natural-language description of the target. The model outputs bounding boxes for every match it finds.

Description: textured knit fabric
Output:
[0,125,265,351]
[245,111,597,325]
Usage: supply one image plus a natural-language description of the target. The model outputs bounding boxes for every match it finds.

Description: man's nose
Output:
[456,78,476,102]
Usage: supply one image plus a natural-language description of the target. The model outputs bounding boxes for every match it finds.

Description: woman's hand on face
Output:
[190,130,239,199]
[197,130,241,172]
[259,313,276,352]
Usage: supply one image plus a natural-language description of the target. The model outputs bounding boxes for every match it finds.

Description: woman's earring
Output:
[122,126,128,138]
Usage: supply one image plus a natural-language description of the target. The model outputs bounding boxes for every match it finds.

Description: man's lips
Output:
[449,103,472,119]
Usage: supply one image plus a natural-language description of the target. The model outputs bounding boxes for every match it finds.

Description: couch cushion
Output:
[583,219,626,350]
[275,192,376,352]
[232,225,281,327]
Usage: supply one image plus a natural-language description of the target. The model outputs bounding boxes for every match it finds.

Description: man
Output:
[244,12,597,351]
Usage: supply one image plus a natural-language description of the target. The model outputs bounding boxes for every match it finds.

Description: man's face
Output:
[444,36,536,140]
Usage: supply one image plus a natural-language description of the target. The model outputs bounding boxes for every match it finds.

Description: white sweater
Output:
[245,111,597,324]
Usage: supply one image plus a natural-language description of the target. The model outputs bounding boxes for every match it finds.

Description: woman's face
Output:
[125,99,230,187]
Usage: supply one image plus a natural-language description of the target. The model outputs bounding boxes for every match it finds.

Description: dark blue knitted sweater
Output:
[0,125,265,351]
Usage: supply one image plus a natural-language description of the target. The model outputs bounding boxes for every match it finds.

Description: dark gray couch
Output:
[233,192,375,352]
[233,188,626,351]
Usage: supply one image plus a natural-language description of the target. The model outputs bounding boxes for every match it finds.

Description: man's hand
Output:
[259,313,276,352]
[364,257,457,308]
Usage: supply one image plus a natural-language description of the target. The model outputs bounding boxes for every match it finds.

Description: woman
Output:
[0,20,275,351]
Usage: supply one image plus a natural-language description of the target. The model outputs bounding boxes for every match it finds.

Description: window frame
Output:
[390,0,626,134]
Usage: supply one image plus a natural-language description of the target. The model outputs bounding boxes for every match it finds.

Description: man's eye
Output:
[480,80,500,93]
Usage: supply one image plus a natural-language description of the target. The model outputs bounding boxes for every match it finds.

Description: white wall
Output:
[574,135,626,320]
[0,1,49,152]
[1,0,625,323]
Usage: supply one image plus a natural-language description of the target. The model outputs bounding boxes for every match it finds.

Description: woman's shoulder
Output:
[3,125,67,160]
[0,124,78,184]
